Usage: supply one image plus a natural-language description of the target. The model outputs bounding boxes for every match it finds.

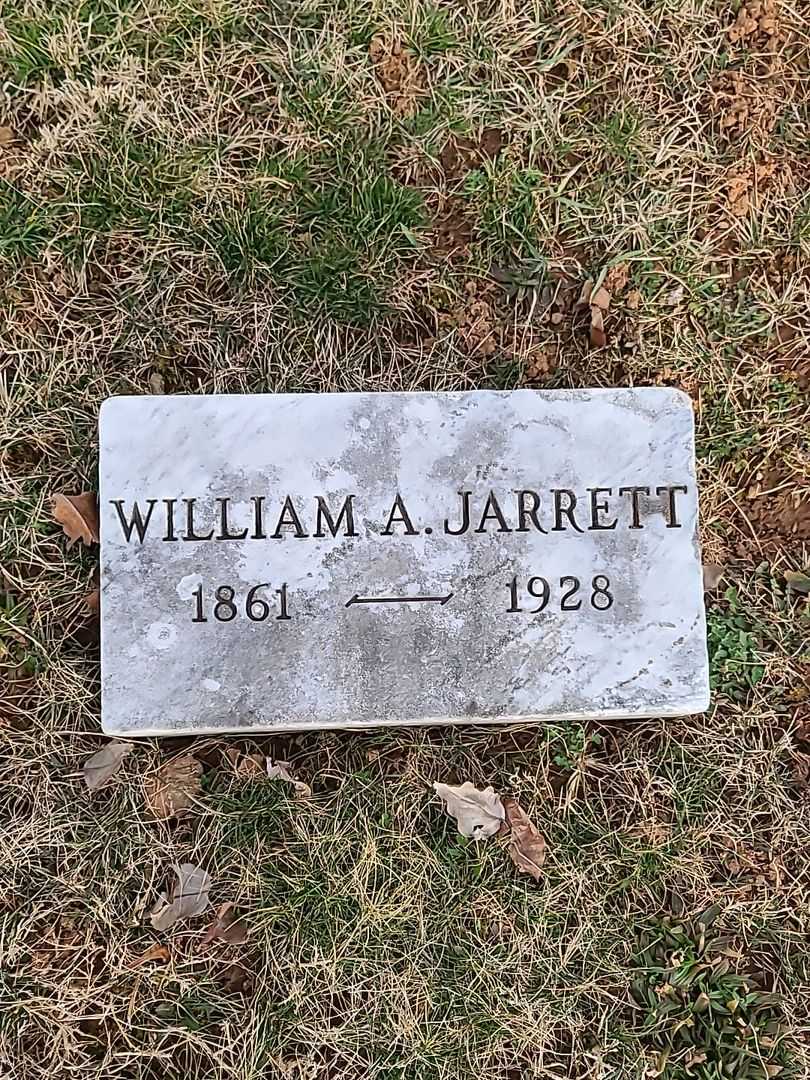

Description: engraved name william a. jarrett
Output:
[109,485,688,543]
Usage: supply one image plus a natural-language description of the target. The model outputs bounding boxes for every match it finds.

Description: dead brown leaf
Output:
[83,741,135,791]
[479,127,504,158]
[225,748,266,781]
[791,751,810,787]
[368,35,425,117]
[589,306,607,349]
[439,279,499,357]
[726,157,781,217]
[133,942,171,966]
[440,127,505,178]
[501,797,547,881]
[431,203,473,258]
[785,570,810,595]
[727,0,781,46]
[0,126,14,146]
[144,753,202,818]
[433,781,505,839]
[150,863,211,930]
[603,263,630,295]
[218,962,253,995]
[703,564,726,592]
[576,279,593,307]
[51,492,99,547]
[591,285,611,311]
[83,567,101,616]
[737,465,810,558]
[200,903,249,948]
[522,343,556,385]
[266,758,312,797]
[715,70,778,142]
[770,321,798,347]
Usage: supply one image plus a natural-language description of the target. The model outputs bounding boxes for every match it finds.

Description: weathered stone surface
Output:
[99,389,709,736]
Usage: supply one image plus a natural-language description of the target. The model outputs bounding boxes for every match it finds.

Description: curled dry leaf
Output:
[200,902,249,948]
[51,492,99,547]
[150,862,211,931]
[266,758,311,797]
[144,753,202,818]
[133,942,171,966]
[433,781,505,839]
[703,564,726,592]
[83,741,135,791]
[502,797,547,881]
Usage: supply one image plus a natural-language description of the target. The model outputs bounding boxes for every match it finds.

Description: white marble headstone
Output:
[99,389,709,736]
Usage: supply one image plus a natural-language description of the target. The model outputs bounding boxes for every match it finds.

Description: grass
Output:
[1,0,809,1077]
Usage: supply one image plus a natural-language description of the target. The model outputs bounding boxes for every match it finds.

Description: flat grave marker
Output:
[99,389,709,736]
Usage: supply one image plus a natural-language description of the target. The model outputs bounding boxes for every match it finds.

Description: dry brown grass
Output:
[1,0,809,1076]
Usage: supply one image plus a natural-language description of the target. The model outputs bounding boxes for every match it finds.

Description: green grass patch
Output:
[629,906,787,1080]
[204,147,425,321]
[0,11,64,85]
[707,588,765,701]
[463,164,547,261]
[0,184,52,261]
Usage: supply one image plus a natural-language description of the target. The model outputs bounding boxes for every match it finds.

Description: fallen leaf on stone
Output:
[501,797,547,881]
[589,306,607,349]
[433,781,505,839]
[144,753,202,818]
[200,902,249,948]
[51,492,99,547]
[133,942,171,966]
[150,863,211,930]
[266,758,311,797]
[83,741,135,791]
[703,564,726,592]
[785,570,810,595]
